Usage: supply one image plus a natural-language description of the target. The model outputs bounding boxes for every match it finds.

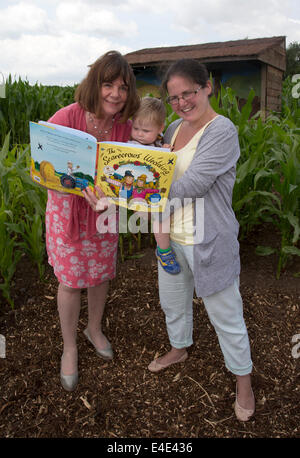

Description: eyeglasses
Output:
[166,87,202,106]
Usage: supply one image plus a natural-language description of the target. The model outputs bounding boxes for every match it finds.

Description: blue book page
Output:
[38,121,97,142]
[29,121,97,194]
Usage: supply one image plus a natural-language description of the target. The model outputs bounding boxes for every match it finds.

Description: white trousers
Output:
[158,242,253,376]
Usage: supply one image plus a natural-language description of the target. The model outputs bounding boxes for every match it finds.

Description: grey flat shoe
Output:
[60,371,78,391]
[60,356,78,391]
[83,328,113,360]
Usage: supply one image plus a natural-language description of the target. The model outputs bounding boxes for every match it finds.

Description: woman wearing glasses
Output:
[147,58,255,422]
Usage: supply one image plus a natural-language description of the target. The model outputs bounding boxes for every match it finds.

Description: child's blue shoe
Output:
[156,247,181,275]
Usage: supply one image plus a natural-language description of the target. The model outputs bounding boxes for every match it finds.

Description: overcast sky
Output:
[1,0,300,86]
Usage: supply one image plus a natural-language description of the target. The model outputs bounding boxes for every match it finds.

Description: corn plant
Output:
[0,207,22,308]
[7,213,46,279]
[0,133,47,307]
[254,137,300,277]
[210,83,300,276]
[0,75,75,146]
[232,115,281,236]
[281,75,300,128]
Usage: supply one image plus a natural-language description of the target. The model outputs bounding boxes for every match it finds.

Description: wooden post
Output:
[260,63,267,120]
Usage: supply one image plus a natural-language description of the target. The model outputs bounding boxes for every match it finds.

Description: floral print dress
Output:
[45,103,132,288]
[46,191,119,288]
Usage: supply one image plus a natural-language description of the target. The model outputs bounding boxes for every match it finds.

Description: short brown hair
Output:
[75,50,140,122]
[132,96,166,127]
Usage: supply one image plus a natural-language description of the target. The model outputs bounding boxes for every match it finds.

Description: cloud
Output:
[0,1,137,85]
[0,1,49,38]
[55,1,138,37]
[1,32,132,85]
[122,0,170,13]
[288,17,300,25]
[1,0,299,85]
[170,0,299,43]
[52,0,125,5]
[0,1,138,39]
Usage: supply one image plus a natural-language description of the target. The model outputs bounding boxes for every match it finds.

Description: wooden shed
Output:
[125,36,286,116]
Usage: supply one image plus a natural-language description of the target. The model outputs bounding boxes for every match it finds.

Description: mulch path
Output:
[0,225,299,439]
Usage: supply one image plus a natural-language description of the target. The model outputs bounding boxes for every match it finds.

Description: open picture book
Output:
[29,121,177,212]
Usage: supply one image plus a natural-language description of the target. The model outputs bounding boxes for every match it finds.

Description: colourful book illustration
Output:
[29,121,177,212]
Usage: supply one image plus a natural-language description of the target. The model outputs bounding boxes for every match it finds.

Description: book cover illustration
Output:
[96,142,177,212]
[29,121,177,212]
[29,121,97,196]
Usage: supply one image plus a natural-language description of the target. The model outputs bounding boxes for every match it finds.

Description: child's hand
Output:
[162,143,171,149]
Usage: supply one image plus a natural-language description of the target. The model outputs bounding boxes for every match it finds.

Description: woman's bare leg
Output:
[57,283,81,375]
[86,281,110,349]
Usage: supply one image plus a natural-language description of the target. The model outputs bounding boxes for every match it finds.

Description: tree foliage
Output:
[285,41,300,78]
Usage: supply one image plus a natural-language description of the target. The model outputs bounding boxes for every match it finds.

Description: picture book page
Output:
[29,121,97,196]
[96,141,177,212]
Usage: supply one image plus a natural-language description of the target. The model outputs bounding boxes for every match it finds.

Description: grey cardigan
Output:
[164,115,241,297]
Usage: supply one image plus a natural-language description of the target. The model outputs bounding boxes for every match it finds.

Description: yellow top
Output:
[169,119,216,245]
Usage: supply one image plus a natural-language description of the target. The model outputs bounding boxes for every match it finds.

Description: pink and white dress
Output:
[45,103,132,288]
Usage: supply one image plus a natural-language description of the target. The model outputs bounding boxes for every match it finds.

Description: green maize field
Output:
[0,75,299,308]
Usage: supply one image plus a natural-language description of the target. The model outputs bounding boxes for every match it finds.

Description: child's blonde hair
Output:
[132,97,166,128]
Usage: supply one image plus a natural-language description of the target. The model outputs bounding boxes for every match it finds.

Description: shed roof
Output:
[125,36,286,71]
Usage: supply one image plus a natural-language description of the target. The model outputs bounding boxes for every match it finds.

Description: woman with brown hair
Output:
[46,51,139,391]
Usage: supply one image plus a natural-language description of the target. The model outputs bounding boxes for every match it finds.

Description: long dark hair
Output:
[75,50,140,121]
[161,59,210,98]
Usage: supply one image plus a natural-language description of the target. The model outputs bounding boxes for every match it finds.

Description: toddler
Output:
[130,97,180,275]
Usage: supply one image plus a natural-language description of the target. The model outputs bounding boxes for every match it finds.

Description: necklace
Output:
[88,112,115,135]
